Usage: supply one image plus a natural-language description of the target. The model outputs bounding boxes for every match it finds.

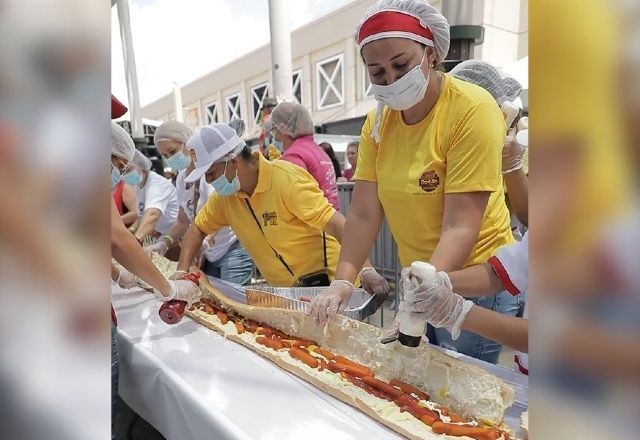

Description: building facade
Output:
[141,0,528,140]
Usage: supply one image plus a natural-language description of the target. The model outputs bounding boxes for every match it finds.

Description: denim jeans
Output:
[428,290,524,364]
[111,324,119,440]
[203,240,254,286]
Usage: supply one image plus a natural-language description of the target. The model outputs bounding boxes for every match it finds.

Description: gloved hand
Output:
[502,128,527,174]
[359,266,389,309]
[399,267,451,301]
[398,283,474,340]
[154,279,201,307]
[146,240,169,256]
[306,280,354,326]
[169,270,187,280]
[382,313,429,343]
[116,266,138,289]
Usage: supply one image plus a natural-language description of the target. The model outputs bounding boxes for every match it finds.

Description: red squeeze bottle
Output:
[159,272,201,325]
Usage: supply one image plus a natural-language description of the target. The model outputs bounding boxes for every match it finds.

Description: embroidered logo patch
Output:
[262,211,278,226]
[419,169,440,192]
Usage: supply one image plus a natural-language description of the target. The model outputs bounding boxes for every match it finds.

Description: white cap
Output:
[184,123,245,183]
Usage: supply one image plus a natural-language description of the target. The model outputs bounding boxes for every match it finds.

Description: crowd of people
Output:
[111,0,531,433]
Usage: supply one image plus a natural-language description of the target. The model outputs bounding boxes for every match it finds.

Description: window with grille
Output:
[315,54,344,110]
[292,70,302,104]
[250,83,270,125]
[225,93,241,122]
[205,102,218,124]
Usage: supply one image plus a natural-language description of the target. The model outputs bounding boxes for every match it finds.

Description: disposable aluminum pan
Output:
[244,285,377,320]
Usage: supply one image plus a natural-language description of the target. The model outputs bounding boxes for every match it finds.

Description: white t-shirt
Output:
[135,171,179,235]
[175,170,237,263]
[487,232,528,375]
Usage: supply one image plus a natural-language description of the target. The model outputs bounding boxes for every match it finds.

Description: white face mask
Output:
[370,49,430,111]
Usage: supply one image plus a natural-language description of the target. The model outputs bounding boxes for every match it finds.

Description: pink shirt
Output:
[282,135,340,210]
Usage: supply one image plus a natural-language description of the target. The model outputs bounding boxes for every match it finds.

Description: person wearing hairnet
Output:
[173,123,389,301]
[259,97,279,156]
[126,149,179,242]
[147,120,254,285]
[307,0,517,364]
[450,59,529,228]
[269,102,340,211]
[399,233,529,374]
[110,122,201,302]
[110,122,201,435]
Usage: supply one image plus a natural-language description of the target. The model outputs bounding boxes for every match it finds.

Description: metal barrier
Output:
[338,183,401,316]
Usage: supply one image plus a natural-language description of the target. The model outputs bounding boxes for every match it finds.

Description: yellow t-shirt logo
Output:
[419,169,440,193]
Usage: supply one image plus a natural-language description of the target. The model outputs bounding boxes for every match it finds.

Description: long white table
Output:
[113,284,527,440]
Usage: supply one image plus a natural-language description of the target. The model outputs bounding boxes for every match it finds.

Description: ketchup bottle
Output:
[159,272,201,325]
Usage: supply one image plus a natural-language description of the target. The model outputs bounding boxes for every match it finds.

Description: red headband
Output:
[357,10,434,48]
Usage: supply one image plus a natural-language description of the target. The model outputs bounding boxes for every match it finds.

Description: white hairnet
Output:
[450,60,523,104]
[356,0,450,63]
[131,149,152,172]
[154,120,193,145]
[269,102,314,139]
[111,121,135,161]
[228,119,246,137]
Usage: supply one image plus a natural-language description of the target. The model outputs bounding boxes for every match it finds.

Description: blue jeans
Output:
[429,290,524,364]
[111,324,119,440]
[203,240,253,286]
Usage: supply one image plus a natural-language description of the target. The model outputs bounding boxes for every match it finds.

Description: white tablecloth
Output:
[113,285,527,440]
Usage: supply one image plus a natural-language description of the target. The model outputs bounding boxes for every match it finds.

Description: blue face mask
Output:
[166,150,191,171]
[111,166,121,187]
[211,159,240,196]
[273,139,283,151]
[123,170,142,186]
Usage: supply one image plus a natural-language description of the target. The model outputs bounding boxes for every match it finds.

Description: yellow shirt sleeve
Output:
[445,102,504,193]
[286,171,336,230]
[353,111,378,182]
[194,194,228,235]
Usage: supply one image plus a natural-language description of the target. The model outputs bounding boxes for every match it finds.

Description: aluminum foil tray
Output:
[244,285,377,320]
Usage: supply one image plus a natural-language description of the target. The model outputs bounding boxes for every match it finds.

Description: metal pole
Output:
[173,82,184,122]
[268,0,293,102]
[116,0,144,141]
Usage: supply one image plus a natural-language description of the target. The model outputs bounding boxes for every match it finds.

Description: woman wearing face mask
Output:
[269,102,340,211]
[125,150,179,242]
[174,123,389,300]
[147,120,254,285]
[307,0,516,364]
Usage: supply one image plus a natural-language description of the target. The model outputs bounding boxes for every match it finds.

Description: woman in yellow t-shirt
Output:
[307,0,517,364]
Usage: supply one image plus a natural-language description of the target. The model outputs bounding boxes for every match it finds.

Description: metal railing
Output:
[338,183,401,326]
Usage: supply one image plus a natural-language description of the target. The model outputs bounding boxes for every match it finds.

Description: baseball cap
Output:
[184,123,244,183]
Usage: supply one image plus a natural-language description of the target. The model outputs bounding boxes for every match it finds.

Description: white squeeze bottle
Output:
[398,261,436,347]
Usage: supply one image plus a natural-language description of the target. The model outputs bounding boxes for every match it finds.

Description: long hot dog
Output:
[361,376,404,399]
[216,311,229,324]
[389,379,430,401]
[289,347,319,368]
[256,336,284,350]
[326,361,373,378]
[430,422,505,440]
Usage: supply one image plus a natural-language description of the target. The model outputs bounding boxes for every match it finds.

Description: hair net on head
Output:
[111,121,135,162]
[356,0,450,64]
[228,119,246,137]
[450,60,523,104]
[154,120,193,145]
[270,102,314,139]
[131,149,152,172]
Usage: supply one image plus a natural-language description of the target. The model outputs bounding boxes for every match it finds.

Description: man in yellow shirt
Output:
[174,123,388,298]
